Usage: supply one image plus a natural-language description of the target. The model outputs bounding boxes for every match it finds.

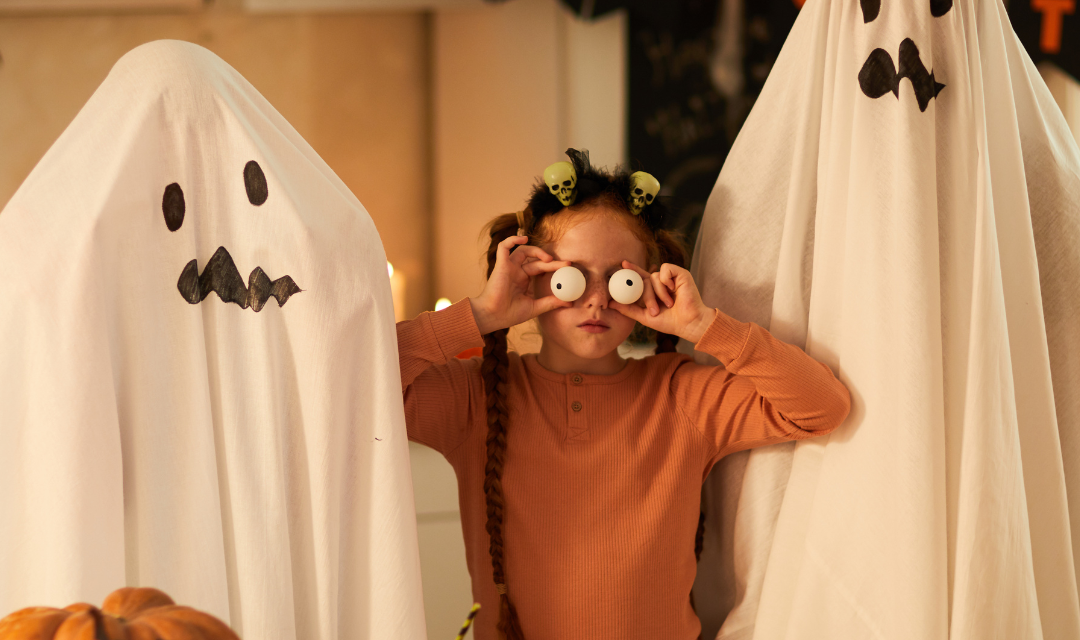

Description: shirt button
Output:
[571,374,583,385]
[571,401,583,412]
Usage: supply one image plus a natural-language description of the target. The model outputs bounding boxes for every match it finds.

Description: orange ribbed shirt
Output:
[398,300,851,640]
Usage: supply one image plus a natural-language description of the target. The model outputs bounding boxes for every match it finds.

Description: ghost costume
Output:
[0,41,426,640]
[690,1,1080,639]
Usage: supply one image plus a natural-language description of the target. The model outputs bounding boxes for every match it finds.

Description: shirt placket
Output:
[567,373,589,441]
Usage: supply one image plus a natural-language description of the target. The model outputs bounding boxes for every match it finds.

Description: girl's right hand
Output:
[471,235,571,335]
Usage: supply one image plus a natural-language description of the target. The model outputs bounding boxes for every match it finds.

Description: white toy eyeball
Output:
[550,265,586,302]
[608,269,643,305]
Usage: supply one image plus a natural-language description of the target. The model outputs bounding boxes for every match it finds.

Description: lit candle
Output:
[388,262,406,321]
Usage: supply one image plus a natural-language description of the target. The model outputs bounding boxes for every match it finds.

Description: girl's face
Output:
[533,210,649,364]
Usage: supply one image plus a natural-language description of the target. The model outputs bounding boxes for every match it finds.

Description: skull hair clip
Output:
[628,172,660,215]
[544,161,578,207]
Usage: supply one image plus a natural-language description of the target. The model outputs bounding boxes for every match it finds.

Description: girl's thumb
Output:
[534,295,571,315]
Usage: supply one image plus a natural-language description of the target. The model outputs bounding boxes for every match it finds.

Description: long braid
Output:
[481,213,526,639]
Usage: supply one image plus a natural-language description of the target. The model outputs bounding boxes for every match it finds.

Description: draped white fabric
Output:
[0,41,427,640]
[690,1,1080,638]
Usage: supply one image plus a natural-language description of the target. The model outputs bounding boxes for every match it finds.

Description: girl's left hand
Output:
[609,262,715,344]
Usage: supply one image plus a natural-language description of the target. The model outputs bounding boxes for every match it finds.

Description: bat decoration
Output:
[859,38,945,112]
[178,246,302,312]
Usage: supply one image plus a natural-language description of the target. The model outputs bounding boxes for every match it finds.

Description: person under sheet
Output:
[0,40,427,640]
[690,1,1080,638]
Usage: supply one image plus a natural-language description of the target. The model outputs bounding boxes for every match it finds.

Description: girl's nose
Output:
[581,278,609,309]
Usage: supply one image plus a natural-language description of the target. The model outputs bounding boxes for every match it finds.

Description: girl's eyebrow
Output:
[566,261,626,274]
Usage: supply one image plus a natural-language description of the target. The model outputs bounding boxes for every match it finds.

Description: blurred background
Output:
[3,0,1080,636]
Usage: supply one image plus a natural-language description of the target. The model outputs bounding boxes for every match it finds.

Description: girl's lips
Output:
[578,320,609,333]
[578,323,613,334]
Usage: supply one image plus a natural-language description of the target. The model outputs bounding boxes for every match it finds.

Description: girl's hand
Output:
[609,262,715,344]
[471,236,571,335]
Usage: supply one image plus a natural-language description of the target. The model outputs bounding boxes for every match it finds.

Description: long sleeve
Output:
[397,298,486,455]
[672,309,851,462]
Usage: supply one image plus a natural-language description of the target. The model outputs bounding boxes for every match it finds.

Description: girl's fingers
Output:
[510,244,555,264]
[638,275,660,317]
[496,235,529,264]
[533,295,573,315]
[651,272,675,307]
[609,300,648,324]
[522,259,571,277]
[621,260,651,277]
[658,264,678,291]
[622,261,660,315]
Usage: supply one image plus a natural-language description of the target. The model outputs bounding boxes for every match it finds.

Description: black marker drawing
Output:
[859,38,945,112]
[930,0,952,17]
[861,0,880,23]
[178,246,301,312]
[244,160,268,206]
[863,0,951,22]
[163,182,185,231]
[165,160,301,310]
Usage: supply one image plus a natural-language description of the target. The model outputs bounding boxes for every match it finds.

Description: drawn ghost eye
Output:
[608,269,643,305]
[244,160,268,206]
[550,265,586,302]
[162,182,185,231]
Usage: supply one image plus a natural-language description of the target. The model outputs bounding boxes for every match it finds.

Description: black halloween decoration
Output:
[164,160,301,311]
[178,246,301,312]
[863,0,951,23]
[162,183,185,231]
[861,0,880,23]
[862,0,951,23]
[244,160,268,206]
[930,0,952,18]
[859,39,946,112]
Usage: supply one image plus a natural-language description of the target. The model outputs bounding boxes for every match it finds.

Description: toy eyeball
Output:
[550,265,586,302]
[608,269,643,304]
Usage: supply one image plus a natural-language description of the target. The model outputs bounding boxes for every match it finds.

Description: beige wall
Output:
[431,0,626,312]
[0,8,432,317]
[432,0,562,308]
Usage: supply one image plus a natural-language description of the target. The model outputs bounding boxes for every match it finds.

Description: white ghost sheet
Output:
[0,40,427,640]
[689,0,1080,638]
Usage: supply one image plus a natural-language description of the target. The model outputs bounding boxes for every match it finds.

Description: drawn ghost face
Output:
[162,160,302,312]
[857,0,952,112]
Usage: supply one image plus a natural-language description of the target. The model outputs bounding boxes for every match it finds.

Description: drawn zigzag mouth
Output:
[177,246,302,312]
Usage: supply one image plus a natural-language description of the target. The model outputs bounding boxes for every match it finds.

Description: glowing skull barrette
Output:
[544,161,577,207]
[628,171,660,215]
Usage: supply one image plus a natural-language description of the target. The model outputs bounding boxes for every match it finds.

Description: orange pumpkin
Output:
[0,587,240,640]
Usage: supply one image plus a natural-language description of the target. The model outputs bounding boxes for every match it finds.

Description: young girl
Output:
[398,151,850,640]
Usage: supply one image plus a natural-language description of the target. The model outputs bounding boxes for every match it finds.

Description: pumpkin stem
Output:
[89,607,109,640]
